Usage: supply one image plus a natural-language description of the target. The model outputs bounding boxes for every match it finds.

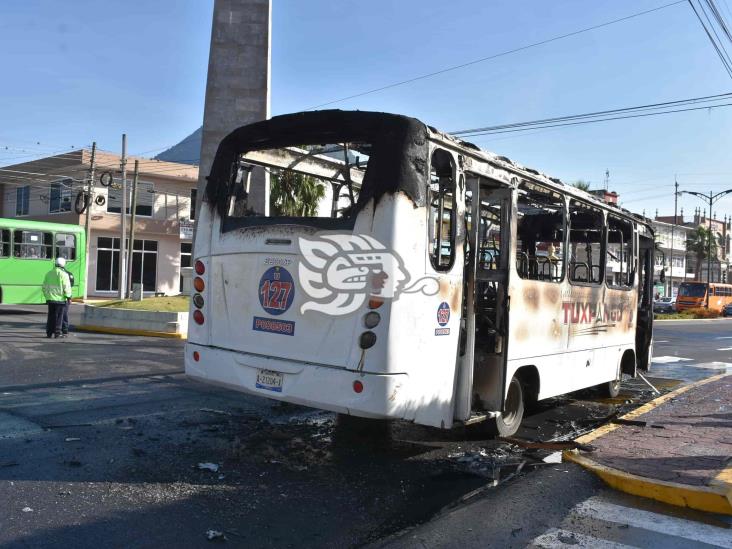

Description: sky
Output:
[2,0,732,218]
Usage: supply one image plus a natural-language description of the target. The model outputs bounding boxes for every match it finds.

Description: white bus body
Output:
[186,111,654,435]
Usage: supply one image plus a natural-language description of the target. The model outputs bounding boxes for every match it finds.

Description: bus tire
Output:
[603,378,621,398]
[486,375,524,437]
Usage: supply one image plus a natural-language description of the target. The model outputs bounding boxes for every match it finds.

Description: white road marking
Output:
[654,340,669,343]
[575,498,732,548]
[530,528,634,548]
[651,356,692,363]
[715,336,732,339]
[717,347,732,351]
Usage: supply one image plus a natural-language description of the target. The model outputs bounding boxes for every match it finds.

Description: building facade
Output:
[0,149,198,298]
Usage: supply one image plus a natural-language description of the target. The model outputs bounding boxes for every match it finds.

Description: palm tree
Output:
[686,226,718,280]
[572,180,591,192]
[269,171,326,217]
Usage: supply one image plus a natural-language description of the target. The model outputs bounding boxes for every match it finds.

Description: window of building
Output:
[16,186,29,216]
[569,200,604,284]
[107,180,154,216]
[190,188,197,221]
[179,242,192,290]
[96,237,120,292]
[516,181,565,282]
[95,237,157,292]
[607,216,634,289]
[0,229,10,257]
[428,149,456,271]
[55,233,76,261]
[130,239,158,292]
[49,178,73,213]
[13,230,52,259]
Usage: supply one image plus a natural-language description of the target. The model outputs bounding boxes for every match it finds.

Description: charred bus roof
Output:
[205,109,653,233]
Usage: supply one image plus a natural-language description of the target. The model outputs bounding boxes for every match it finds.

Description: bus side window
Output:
[428,149,456,271]
[0,229,10,257]
[607,216,634,289]
[55,233,76,261]
[569,200,604,285]
[13,230,52,259]
[515,182,565,282]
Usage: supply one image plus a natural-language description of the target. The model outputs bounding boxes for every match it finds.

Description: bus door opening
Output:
[455,177,510,422]
[635,230,655,371]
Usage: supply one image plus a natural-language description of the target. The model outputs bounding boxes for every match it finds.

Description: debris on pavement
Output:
[64,437,81,442]
[21,507,33,513]
[205,529,227,541]
[542,452,562,464]
[197,462,220,472]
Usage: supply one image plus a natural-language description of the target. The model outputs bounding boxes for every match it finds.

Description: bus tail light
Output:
[193,277,205,292]
[193,351,200,362]
[192,293,204,308]
[353,380,364,393]
[359,331,376,349]
[193,310,205,325]
[195,260,205,275]
[364,311,380,328]
[368,297,384,309]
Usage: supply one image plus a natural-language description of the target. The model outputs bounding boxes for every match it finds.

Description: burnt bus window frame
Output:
[568,199,606,286]
[206,111,428,234]
[606,214,635,290]
[428,148,457,272]
[515,181,566,283]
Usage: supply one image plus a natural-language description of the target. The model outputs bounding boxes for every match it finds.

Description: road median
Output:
[564,373,732,515]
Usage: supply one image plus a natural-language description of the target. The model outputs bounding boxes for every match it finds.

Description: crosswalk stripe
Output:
[529,528,636,548]
[574,498,732,548]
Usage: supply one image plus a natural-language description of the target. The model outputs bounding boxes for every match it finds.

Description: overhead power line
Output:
[304,0,686,110]
[450,92,732,137]
[687,0,732,79]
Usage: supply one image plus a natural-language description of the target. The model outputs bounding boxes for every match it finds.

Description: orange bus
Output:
[676,281,732,312]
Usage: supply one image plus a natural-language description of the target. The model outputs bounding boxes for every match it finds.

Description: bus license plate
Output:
[256,369,283,393]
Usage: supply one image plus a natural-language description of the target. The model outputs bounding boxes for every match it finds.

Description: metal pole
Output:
[707,193,713,308]
[118,134,128,299]
[126,160,139,299]
[83,142,96,301]
[669,178,678,297]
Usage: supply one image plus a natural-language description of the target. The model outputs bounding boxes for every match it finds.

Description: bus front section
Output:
[185,111,459,427]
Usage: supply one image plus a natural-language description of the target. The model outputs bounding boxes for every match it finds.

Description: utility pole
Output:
[669,177,678,298]
[118,134,128,299]
[83,142,97,301]
[126,160,139,299]
[681,188,732,308]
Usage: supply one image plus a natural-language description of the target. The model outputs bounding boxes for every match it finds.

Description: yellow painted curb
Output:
[564,452,732,516]
[565,373,732,515]
[77,324,187,339]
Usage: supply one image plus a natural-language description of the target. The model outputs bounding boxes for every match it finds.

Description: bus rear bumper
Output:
[185,343,410,420]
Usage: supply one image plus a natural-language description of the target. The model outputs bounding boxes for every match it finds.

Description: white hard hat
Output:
[55,257,66,267]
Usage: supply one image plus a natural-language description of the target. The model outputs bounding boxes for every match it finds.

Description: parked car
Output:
[723,303,732,317]
[653,297,676,314]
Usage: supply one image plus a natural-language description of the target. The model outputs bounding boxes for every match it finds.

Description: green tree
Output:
[686,226,718,280]
[572,180,591,191]
[269,171,326,217]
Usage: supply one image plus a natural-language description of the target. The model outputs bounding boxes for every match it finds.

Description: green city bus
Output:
[0,218,86,304]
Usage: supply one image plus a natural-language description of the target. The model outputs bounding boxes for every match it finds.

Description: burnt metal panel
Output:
[205,110,429,219]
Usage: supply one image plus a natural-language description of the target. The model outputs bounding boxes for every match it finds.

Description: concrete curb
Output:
[76,324,187,339]
[563,373,732,516]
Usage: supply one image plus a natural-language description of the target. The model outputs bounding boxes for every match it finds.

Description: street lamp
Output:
[681,189,732,308]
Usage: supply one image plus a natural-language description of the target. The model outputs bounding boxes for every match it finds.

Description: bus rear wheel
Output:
[603,378,621,398]
[486,376,524,438]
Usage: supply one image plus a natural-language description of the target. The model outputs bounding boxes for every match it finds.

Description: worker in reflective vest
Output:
[42,257,72,338]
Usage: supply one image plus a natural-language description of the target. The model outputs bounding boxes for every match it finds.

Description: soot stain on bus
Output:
[205,110,431,218]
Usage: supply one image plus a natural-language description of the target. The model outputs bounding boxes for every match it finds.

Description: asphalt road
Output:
[0,306,730,548]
